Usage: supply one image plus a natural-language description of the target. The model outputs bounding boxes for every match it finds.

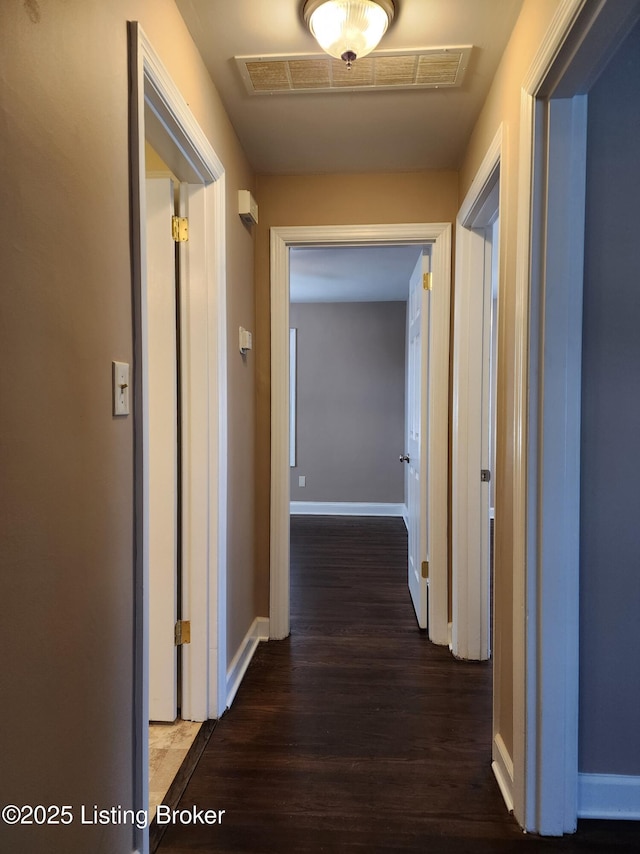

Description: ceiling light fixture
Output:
[303,0,396,70]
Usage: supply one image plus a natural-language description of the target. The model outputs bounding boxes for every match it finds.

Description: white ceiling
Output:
[290,245,425,302]
[175,0,524,174]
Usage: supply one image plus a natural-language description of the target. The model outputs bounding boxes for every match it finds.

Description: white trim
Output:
[270,223,451,644]
[226,617,270,709]
[290,501,405,517]
[129,23,227,854]
[458,126,503,225]
[213,172,229,720]
[402,503,408,530]
[507,0,586,833]
[452,124,502,663]
[578,775,640,820]
[493,733,515,814]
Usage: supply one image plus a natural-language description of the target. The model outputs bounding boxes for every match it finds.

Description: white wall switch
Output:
[298,475,306,487]
[239,327,253,354]
[113,361,130,416]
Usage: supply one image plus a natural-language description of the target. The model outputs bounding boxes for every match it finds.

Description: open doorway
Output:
[288,245,420,515]
[269,223,452,647]
[288,245,425,628]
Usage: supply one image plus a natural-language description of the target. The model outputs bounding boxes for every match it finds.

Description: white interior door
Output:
[146,178,178,722]
[406,253,430,628]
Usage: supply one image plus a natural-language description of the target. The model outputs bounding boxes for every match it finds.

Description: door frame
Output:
[269,223,451,646]
[512,0,640,834]
[513,0,587,833]
[452,123,503,663]
[129,23,228,852]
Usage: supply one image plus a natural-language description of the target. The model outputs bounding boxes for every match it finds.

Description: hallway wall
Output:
[0,2,255,852]
[458,0,563,771]
[254,171,459,613]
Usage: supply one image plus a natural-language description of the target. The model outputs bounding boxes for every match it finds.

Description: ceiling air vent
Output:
[235,47,472,95]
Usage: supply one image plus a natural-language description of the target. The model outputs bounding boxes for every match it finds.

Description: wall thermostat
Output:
[238,190,258,225]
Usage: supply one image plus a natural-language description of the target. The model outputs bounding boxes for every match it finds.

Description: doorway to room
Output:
[288,244,425,629]
[269,222,452,648]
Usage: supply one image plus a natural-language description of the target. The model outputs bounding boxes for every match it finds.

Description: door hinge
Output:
[171,215,189,243]
[175,620,191,646]
[421,560,429,579]
[481,469,491,483]
[423,272,432,291]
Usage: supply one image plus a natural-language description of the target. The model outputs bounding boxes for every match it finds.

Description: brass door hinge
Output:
[175,620,191,646]
[171,216,189,243]
[423,272,432,291]
[421,560,429,579]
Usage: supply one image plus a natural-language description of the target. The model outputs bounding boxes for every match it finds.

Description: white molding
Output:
[270,223,452,645]
[213,171,228,720]
[138,27,224,182]
[129,23,228,854]
[522,0,588,94]
[458,126,503,226]
[290,501,405,517]
[452,124,502,663]
[492,733,515,814]
[578,774,640,820]
[512,0,588,834]
[402,503,408,530]
[226,617,270,709]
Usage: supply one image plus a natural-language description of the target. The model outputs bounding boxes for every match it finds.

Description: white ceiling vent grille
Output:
[235,47,472,95]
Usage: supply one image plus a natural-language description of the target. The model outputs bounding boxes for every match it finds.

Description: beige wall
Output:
[0,2,254,851]
[458,0,563,760]
[254,172,459,612]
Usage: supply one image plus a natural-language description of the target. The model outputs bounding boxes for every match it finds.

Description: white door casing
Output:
[146,178,179,722]
[406,253,429,628]
[269,223,451,647]
[512,0,624,834]
[130,23,228,854]
[452,125,502,663]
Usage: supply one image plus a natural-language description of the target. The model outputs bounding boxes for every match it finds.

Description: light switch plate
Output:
[113,361,130,416]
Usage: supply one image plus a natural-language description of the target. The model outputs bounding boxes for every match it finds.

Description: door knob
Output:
[399,454,410,463]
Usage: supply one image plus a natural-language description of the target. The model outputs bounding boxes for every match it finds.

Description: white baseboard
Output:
[492,732,515,814]
[225,616,269,709]
[290,501,405,517]
[578,773,640,820]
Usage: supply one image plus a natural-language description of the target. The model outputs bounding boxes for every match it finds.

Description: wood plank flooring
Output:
[157,516,640,853]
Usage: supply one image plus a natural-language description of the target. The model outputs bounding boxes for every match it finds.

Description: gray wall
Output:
[290,302,406,504]
[579,18,640,776]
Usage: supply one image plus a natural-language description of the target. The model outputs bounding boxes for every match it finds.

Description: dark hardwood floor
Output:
[157,516,640,853]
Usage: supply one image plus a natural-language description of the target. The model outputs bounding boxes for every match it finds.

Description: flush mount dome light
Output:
[303,0,396,69]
